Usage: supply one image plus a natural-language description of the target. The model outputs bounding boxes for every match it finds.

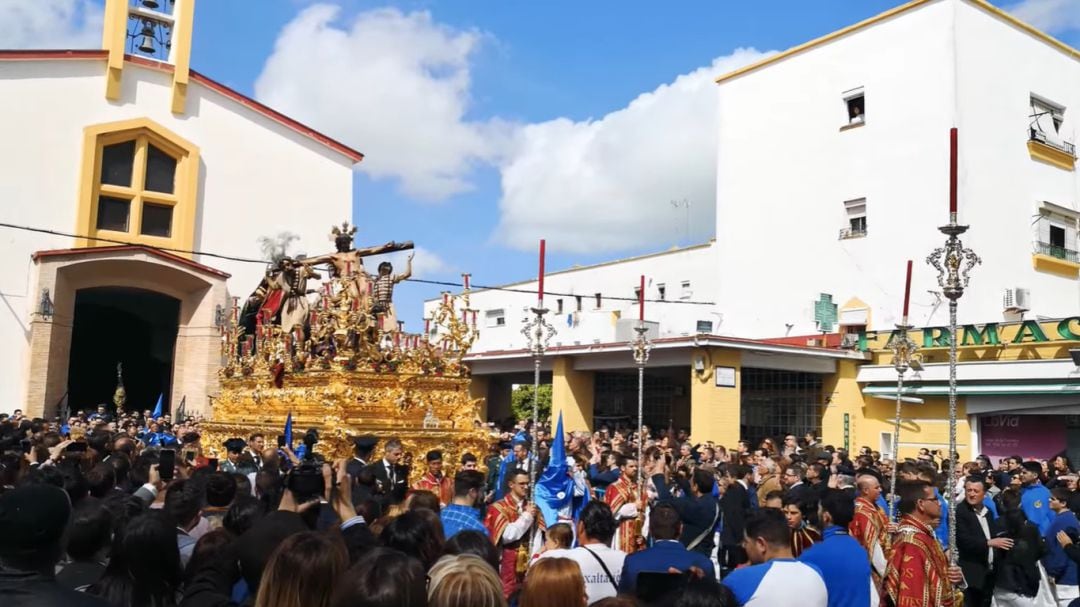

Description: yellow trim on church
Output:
[75,118,200,257]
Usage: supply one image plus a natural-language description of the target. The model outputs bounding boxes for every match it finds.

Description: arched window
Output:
[76,118,200,255]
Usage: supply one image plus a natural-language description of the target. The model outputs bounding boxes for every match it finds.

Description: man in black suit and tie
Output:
[720,464,754,572]
[367,437,409,507]
[782,463,810,506]
[957,475,1012,607]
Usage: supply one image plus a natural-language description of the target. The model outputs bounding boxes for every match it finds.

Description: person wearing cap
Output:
[1019,460,1053,534]
[347,435,378,481]
[220,438,247,474]
[0,485,109,606]
[411,449,453,506]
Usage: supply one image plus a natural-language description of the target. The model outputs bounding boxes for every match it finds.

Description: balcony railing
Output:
[1036,241,1080,263]
[1030,128,1077,157]
[839,227,867,240]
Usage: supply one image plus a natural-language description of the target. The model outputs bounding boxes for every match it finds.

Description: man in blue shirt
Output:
[619,503,714,596]
[1044,488,1080,603]
[440,470,489,539]
[1020,461,1053,534]
[722,509,828,606]
[800,489,872,607]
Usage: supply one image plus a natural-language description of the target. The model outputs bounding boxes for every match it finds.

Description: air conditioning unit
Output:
[1003,288,1031,312]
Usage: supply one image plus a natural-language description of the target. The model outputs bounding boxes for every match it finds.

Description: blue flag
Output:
[534,412,576,528]
[284,411,293,448]
[151,394,163,419]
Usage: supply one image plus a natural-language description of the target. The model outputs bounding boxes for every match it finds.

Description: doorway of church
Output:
[67,287,180,416]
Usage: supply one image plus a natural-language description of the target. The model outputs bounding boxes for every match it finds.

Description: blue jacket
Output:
[799,526,871,607]
[1044,510,1080,586]
[1022,482,1054,534]
[618,539,715,595]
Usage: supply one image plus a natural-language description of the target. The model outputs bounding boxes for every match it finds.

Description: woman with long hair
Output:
[330,547,427,607]
[520,557,587,607]
[379,508,445,570]
[87,511,182,607]
[254,531,347,607]
[427,554,507,607]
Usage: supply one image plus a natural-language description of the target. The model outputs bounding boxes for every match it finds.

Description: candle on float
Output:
[463,274,471,290]
[346,261,352,276]
[443,292,449,304]
[949,127,958,217]
[394,332,400,348]
[309,310,317,326]
[471,310,477,327]
[368,281,373,295]
[537,239,546,304]
[352,297,359,311]
[462,309,468,323]
[902,260,913,321]
[424,318,430,335]
[638,275,645,322]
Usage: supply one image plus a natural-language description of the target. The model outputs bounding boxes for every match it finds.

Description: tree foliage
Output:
[510,384,552,423]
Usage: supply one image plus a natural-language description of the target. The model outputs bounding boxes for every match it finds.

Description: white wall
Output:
[715,0,1079,338]
[954,1,1080,321]
[423,243,720,352]
[0,59,354,412]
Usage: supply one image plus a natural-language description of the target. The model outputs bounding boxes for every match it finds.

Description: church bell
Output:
[137,22,156,54]
[141,0,161,9]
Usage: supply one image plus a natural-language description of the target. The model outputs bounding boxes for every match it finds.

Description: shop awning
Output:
[862,382,1080,397]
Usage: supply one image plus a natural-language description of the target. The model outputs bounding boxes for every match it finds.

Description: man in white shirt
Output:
[540,500,626,605]
[722,509,828,606]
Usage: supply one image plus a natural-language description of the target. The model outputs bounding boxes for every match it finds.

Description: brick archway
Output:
[24,246,229,419]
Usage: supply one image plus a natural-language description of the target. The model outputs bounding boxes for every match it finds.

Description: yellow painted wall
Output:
[857,394,971,461]
[821,359,861,450]
[690,348,741,446]
[551,356,594,433]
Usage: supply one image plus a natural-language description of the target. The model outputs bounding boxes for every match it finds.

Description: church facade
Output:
[0,0,361,418]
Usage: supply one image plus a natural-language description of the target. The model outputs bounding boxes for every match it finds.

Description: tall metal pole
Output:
[631,323,652,489]
[888,323,917,522]
[927,220,980,566]
[521,305,555,500]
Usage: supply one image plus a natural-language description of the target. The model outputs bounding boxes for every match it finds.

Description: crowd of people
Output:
[3,406,1080,607]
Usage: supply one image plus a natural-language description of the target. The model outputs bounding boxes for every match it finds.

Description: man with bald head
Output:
[850,472,888,598]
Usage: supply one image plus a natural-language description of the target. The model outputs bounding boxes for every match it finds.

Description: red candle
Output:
[425,318,430,334]
[538,239,546,304]
[394,332,400,348]
[902,260,913,320]
[352,297,359,311]
[462,310,468,323]
[471,310,477,327]
[309,311,317,326]
[463,274,471,290]
[443,292,449,304]
[638,275,645,322]
[949,127,958,217]
[322,297,328,311]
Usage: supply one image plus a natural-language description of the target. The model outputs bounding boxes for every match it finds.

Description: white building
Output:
[423,242,721,352]
[0,0,359,417]
[715,0,1080,339]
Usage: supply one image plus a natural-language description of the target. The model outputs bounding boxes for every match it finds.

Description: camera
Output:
[287,462,325,504]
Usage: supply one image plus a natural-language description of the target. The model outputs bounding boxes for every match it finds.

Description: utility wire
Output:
[0,221,716,306]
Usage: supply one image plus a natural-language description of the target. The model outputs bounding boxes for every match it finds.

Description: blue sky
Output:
[4,0,1080,326]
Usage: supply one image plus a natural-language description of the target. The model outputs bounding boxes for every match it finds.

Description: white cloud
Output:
[366,245,452,279]
[1006,0,1080,32]
[255,5,512,201]
[0,0,103,49]
[492,48,772,253]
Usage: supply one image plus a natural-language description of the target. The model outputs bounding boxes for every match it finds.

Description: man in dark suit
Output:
[366,437,409,507]
[957,475,1011,607]
[649,460,721,558]
[720,464,753,571]
[347,435,377,506]
[619,503,715,597]
[782,463,810,506]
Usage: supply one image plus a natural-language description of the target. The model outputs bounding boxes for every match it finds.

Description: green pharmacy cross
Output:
[814,293,838,333]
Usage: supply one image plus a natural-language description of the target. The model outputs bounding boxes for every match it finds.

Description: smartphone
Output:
[65,442,88,453]
[277,435,286,448]
[207,458,218,472]
[185,450,196,463]
[159,450,176,481]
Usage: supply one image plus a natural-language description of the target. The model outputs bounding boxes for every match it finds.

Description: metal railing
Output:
[1036,241,1080,263]
[839,227,868,240]
[1030,128,1077,157]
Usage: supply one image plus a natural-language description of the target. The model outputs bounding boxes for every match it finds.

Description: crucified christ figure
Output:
[300,223,413,314]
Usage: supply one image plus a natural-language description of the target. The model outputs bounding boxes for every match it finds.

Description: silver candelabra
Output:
[630,322,653,489]
[926,216,980,566]
[888,323,918,522]
[521,304,556,498]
